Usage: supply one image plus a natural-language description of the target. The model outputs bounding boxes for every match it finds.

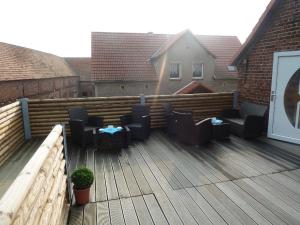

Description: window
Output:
[192,63,203,79]
[169,63,181,79]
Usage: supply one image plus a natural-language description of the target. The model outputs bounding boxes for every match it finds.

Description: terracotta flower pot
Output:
[73,187,90,205]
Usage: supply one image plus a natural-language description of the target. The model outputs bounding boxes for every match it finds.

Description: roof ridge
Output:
[91,31,239,38]
[91,31,171,36]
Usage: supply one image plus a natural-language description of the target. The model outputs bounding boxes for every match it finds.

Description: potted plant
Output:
[71,167,94,205]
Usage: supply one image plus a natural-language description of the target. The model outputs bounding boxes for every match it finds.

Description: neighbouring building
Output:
[231,0,300,105]
[91,30,241,96]
[65,57,94,97]
[231,0,300,144]
[0,42,79,105]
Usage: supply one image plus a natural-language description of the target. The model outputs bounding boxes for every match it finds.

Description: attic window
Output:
[170,63,181,79]
[192,63,203,79]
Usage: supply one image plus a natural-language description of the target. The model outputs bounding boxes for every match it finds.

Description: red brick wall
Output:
[0,76,79,105]
[237,0,300,105]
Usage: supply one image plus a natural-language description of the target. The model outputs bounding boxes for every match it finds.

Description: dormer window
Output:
[169,62,181,79]
[192,63,203,79]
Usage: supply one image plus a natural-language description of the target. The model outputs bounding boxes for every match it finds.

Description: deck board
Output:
[97,201,110,225]
[109,199,126,225]
[83,203,96,225]
[103,154,119,200]
[95,152,107,202]
[67,131,300,225]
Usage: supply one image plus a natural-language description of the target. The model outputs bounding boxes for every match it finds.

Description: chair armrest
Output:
[244,115,265,137]
[88,116,104,127]
[195,118,213,143]
[141,115,151,125]
[120,114,132,126]
[165,113,174,121]
[177,110,193,114]
[221,109,240,118]
[173,110,193,116]
[195,118,212,127]
[244,115,264,127]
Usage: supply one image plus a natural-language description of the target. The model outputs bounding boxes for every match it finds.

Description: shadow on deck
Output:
[0,138,43,198]
[68,131,300,225]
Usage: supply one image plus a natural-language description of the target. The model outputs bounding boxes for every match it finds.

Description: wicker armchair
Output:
[120,104,151,140]
[68,107,104,148]
[162,103,192,136]
[221,102,267,138]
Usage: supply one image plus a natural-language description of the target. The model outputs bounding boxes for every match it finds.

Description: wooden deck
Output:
[67,131,300,225]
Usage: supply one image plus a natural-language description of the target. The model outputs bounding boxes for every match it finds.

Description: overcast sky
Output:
[0,0,270,57]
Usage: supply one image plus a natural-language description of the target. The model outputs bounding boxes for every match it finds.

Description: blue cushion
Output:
[211,117,223,125]
[99,126,123,134]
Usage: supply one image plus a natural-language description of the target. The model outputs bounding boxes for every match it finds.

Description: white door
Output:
[268,51,300,144]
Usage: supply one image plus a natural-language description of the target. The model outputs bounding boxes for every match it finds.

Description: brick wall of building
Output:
[0,76,79,105]
[79,81,95,97]
[237,0,300,105]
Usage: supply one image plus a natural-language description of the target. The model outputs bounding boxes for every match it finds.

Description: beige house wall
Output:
[153,32,218,94]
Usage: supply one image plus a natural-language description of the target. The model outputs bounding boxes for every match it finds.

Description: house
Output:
[91,30,241,96]
[0,42,79,105]
[231,0,300,144]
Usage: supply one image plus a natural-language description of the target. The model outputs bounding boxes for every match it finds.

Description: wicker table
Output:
[94,127,131,152]
[213,123,230,140]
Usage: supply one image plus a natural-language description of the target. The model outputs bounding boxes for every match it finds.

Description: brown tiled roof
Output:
[0,42,76,81]
[65,57,91,81]
[197,35,241,77]
[231,0,280,65]
[92,31,241,81]
[92,32,169,81]
[174,81,214,94]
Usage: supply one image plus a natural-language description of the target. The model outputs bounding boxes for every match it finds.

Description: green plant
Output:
[71,167,94,190]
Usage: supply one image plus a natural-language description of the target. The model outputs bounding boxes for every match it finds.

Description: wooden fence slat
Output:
[0,101,24,166]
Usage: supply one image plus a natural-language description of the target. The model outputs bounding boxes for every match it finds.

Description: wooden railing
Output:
[28,92,233,137]
[0,101,24,166]
[0,124,68,225]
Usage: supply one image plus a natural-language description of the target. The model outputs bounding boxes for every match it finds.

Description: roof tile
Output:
[0,42,76,81]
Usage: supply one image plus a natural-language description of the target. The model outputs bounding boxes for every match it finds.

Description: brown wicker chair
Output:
[120,104,151,140]
[221,101,267,138]
[174,111,213,145]
[68,107,103,148]
[162,103,192,136]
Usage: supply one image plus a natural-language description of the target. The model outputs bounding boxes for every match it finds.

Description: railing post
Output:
[62,123,72,203]
[233,91,239,109]
[140,94,145,105]
[20,98,31,140]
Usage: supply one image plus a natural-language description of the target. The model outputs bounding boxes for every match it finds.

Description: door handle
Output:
[270,91,276,101]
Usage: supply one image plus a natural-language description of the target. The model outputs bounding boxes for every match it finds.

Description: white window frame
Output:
[169,62,182,80]
[192,62,204,79]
